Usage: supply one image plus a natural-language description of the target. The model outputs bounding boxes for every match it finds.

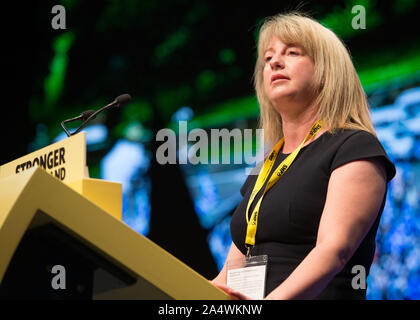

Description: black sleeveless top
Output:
[230,129,396,300]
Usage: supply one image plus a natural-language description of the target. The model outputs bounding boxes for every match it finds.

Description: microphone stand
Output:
[71,100,117,136]
[61,110,95,137]
[60,94,131,137]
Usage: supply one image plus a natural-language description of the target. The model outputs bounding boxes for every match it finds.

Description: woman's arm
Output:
[211,241,245,286]
[265,158,387,300]
[210,241,251,300]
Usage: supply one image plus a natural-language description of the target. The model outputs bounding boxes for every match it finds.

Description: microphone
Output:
[61,94,131,137]
[114,94,131,108]
[61,110,96,137]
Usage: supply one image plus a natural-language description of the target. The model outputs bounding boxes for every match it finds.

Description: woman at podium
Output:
[211,12,395,300]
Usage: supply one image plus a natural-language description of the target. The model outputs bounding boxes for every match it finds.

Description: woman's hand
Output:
[210,280,252,300]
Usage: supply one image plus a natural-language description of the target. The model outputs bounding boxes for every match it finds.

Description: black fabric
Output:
[230,129,396,300]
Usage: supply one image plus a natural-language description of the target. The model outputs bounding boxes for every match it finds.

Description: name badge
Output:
[226,255,268,300]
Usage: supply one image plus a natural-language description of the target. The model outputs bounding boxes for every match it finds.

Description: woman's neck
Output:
[280,104,324,154]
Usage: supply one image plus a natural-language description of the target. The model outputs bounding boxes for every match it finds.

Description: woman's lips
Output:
[271,74,290,83]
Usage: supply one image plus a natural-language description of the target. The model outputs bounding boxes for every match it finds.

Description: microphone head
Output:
[80,110,96,121]
[115,94,131,107]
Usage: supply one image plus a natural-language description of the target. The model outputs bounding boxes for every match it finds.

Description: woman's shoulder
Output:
[325,129,396,182]
[327,128,378,141]
[318,128,384,153]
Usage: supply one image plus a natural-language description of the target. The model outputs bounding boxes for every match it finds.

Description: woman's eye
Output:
[288,49,300,56]
[265,56,272,62]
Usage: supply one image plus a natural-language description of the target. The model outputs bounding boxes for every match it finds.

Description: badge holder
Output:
[226,254,268,300]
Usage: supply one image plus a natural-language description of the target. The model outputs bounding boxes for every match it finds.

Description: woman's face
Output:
[263,36,316,111]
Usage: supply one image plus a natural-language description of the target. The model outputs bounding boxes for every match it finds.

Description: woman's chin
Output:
[267,91,294,103]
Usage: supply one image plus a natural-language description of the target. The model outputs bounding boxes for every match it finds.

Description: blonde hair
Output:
[254,12,375,150]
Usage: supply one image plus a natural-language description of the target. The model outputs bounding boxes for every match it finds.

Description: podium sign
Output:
[0,133,87,184]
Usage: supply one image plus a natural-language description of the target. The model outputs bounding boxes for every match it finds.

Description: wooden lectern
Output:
[0,166,230,300]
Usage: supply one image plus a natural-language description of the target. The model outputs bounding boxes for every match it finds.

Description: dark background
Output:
[1,0,420,298]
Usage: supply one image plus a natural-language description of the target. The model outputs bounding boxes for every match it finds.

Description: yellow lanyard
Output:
[245,121,322,255]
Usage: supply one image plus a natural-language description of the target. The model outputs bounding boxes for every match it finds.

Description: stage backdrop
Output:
[2,0,420,299]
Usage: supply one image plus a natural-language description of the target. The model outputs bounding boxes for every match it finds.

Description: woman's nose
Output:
[270,54,285,69]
